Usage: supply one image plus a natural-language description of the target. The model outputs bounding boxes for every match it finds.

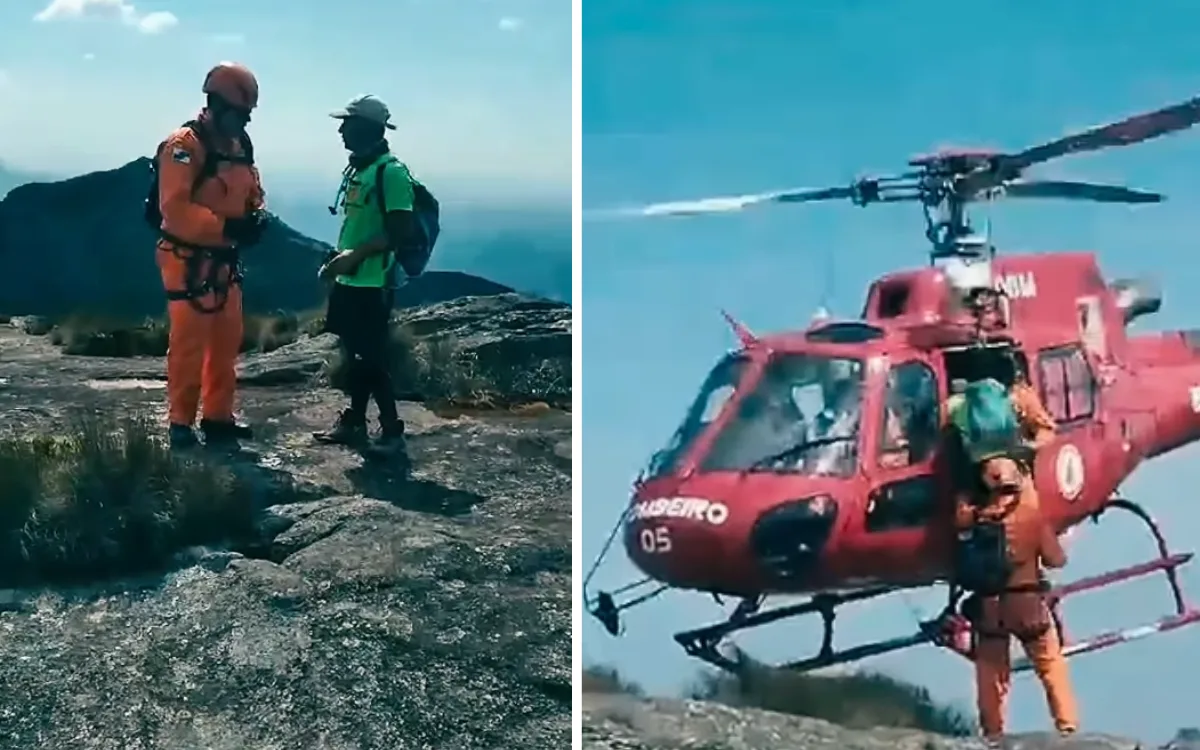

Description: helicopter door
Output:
[863,359,944,535]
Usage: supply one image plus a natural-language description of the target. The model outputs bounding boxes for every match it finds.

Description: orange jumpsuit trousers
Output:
[975,619,1078,738]
[958,457,1079,739]
[154,115,264,427]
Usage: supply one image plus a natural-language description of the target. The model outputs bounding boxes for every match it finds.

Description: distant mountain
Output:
[0,163,49,198]
[265,195,572,303]
[0,159,527,318]
[0,163,571,304]
[0,159,328,317]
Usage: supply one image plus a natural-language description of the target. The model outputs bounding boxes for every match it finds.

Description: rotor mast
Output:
[923,178,992,263]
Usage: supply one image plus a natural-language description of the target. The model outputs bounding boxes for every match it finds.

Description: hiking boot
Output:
[200,418,253,445]
[375,418,407,451]
[169,423,199,450]
[313,409,368,446]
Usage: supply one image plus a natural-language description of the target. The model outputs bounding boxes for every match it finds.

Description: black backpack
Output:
[953,515,1014,595]
[373,158,439,279]
[143,120,254,231]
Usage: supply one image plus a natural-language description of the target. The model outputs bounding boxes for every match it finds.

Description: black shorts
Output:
[323,282,394,358]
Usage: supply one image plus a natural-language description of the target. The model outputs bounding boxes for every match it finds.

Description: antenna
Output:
[721,309,757,348]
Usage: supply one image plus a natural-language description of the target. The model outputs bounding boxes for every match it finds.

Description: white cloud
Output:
[135,11,177,34]
[82,52,96,61]
[33,0,178,35]
[209,33,246,45]
[498,16,523,32]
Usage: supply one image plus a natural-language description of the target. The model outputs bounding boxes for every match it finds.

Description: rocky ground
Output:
[581,692,1191,750]
[0,298,571,749]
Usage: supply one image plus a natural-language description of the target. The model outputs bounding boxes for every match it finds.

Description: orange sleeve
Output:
[1038,520,1067,569]
[158,129,224,241]
[1013,385,1056,443]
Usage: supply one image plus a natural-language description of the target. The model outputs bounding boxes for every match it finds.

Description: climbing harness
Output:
[145,118,254,315]
[159,234,243,314]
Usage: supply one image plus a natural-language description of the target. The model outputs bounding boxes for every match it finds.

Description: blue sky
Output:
[583,0,1200,741]
[0,0,570,200]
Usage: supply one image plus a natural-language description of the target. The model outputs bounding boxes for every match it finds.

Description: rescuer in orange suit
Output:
[955,455,1080,743]
[155,62,268,448]
[1006,353,1056,450]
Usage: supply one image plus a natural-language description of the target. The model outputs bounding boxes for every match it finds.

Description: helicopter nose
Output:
[749,495,838,581]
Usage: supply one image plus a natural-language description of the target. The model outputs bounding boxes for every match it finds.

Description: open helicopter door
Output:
[857,354,951,574]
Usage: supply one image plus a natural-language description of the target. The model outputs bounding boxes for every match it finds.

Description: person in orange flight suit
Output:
[155,62,269,448]
[1007,353,1056,450]
[954,456,1080,743]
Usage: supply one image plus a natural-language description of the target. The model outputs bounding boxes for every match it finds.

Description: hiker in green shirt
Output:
[314,94,431,452]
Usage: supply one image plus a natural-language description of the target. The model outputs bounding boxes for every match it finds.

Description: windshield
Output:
[644,354,746,479]
[701,353,865,476]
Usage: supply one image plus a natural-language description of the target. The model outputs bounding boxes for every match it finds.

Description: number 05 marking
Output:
[639,527,672,554]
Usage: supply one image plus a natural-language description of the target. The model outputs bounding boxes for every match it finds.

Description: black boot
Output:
[200,418,253,446]
[313,409,368,446]
[375,417,407,451]
[169,423,199,450]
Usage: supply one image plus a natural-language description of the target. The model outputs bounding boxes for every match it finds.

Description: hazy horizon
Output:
[0,155,571,209]
[0,0,569,203]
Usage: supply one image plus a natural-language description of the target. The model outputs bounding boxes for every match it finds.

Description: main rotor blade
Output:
[607,185,857,218]
[1000,95,1200,172]
[989,180,1164,203]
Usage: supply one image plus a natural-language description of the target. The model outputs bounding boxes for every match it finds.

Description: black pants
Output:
[323,282,399,425]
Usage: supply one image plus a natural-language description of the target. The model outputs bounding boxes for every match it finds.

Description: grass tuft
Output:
[584,658,976,737]
[47,310,323,358]
[0,411,264,586]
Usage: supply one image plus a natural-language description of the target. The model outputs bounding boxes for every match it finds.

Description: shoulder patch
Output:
[170,148,192,165]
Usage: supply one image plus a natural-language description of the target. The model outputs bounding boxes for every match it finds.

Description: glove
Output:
[223,210,268,246]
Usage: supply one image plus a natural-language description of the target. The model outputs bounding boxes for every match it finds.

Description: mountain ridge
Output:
[0,158,571,304]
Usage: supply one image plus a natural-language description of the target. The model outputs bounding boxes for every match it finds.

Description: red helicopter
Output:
[584,94,1200,676]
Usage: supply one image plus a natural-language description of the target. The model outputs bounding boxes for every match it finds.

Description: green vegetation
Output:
[0,412,266,586]
[42,309,570,411]
[47,310,315,358]
[583,657,977,737]
[581,664,646,697]
[322,321,570,410]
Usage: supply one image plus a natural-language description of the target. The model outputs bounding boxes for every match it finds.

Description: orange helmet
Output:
[202,62,259,110]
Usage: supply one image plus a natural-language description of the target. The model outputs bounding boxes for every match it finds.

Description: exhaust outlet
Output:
[1112,277,1162,325]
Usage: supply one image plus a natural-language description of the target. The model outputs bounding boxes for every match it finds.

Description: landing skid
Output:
[673,585,949,674]
[587,497,1200,675]
[665,498,1200,675]
[1010,497,1200,672]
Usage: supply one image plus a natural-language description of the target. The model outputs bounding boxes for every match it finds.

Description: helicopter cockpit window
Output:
[700,353,865,477]
[878,361,940,469]
[644,354,747,478]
